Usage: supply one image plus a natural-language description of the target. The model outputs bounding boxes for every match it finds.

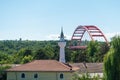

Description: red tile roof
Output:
[7,60,73,72]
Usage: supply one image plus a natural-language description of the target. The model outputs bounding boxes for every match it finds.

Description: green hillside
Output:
[0,39,109,64]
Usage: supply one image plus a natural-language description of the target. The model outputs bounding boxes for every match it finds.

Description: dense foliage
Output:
[104,36,120,80]
[0,39,109,64]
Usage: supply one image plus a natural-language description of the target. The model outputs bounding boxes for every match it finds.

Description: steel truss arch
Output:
[70,25,109,49]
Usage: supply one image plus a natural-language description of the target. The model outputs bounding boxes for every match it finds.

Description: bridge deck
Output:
[69,46,87,49]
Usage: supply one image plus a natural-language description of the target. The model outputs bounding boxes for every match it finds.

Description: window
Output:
[34,73,38,78]
[60,73,64,79]
[21,73,25,78]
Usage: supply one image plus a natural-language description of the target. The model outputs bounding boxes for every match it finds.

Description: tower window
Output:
[60,73,64,79]
[21,73,25,78]
[34,73,38,78]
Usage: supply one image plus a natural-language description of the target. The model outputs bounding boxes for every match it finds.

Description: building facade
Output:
[7,60,74,80]
[7,72,72,80]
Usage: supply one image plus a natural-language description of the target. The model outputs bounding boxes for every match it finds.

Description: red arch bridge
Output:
[69,25,109,49]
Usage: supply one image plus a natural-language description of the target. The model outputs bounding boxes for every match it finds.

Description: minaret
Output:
[58,27,66,63]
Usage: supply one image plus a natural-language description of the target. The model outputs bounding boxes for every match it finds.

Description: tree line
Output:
[0,39,109,64]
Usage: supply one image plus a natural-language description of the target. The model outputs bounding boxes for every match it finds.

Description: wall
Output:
[7,71,72,80]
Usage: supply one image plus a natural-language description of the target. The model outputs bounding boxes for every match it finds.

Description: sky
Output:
[0,0,120,41]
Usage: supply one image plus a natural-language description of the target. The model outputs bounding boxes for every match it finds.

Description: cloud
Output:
[105,32,120,41]
[46,34,71,40]
[46,32,120,41]
[46,34,59,40]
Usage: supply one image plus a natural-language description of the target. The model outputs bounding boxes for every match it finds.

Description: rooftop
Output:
[7,60,73,72]
[70,63,103,73]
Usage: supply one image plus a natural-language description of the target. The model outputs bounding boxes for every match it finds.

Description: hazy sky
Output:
[0,0,120,41]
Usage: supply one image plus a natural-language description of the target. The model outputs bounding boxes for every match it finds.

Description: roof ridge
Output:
[34,60,56,61]
[57,61,71,70]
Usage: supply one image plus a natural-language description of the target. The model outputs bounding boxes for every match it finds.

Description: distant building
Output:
[70,63,103,78]
[7,60,74,80]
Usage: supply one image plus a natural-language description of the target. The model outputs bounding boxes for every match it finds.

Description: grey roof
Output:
[70,63,103,73]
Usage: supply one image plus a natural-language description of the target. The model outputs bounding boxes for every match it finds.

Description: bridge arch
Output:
[69,25,109,49]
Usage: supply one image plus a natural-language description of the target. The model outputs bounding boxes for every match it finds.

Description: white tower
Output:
[58,27,66,63]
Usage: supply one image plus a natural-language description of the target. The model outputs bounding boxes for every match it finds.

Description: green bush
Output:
[72,72,102,80]
[0,65,11,80]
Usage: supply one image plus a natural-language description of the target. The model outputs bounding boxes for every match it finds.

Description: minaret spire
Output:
[58,27,66,63]
[60,27,65,41]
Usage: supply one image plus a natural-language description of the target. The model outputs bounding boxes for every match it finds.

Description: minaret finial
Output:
[60,27,65,41]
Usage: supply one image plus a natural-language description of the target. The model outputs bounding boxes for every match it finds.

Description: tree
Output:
[33,48,46,60]
[96,43,109,62]
[0,52,13,64]
[104,35,120,80]
[53,45,59,60]
[86,41,100,62]
[21,55,33,64]
[13,48,33,64]
[17,48,32,57]
[0,65,11,80]
[70,50,87,62]
[44,44,54,59]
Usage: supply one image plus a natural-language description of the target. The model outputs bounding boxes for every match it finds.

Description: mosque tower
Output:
[58,27,66,63]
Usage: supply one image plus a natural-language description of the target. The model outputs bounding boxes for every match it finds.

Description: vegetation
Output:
[104,35,120,80]
[0,39,109,64]
[72,72,102,80]
[0,65,11,80]
[86,41,109,62]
